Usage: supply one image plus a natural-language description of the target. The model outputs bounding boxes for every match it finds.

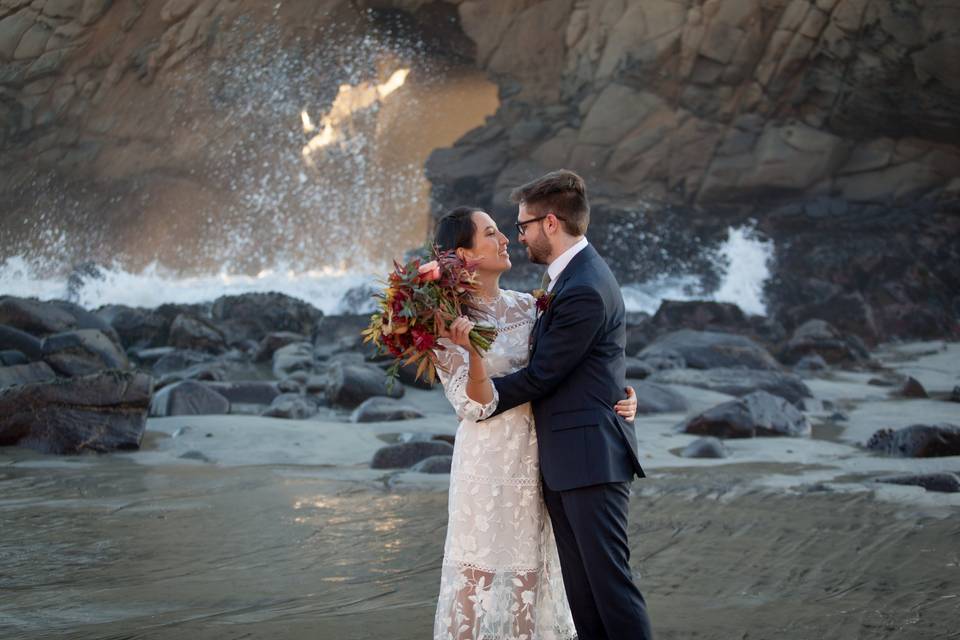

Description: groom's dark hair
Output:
[510,169,589,236]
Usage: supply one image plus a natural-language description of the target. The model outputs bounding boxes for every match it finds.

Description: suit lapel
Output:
[529,244,596,356]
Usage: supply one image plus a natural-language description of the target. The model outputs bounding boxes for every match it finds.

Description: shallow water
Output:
[2,450,958,640]
[0,452,445,639]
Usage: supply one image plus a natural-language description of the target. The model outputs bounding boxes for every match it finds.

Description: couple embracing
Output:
[429,170,654,639]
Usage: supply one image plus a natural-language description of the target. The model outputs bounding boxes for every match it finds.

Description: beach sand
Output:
[1,341,958,638]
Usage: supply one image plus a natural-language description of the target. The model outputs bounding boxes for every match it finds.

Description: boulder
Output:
[0,296,76,336]
[350,397,425,423]
[45,300,122,346]
[0,370,153,454]
[149,380,230,417]
[370,440,454,469]
[896,376,928,399]
[625,357,655,379]
[794,353,828,372]
[41,329,129,377]
[0,325,43,360]
[678,390,812,438]
[411,455,453,474]
[780,293,879,345]
[650,367,812,405]
[128,346,176,366]
[650,300,753,334]
[951,386,960,403]
[865,424,960,458]
[210,292,323,344]
[0,350,27,366]
[633,381,689,414]
[151,349,216,376]
[681,436,729,459]
[168,313,226,353]
[254,331,306,363]
[96,304,170,349]
[639,330,780,371]
[779,319,868,366]
[395,360,437,390]
[0,361,57,388]
[203,381,280,405]
[272,342,315,379]
[327,361,404,408]
[875,473,960,493]
[261,393,317,419]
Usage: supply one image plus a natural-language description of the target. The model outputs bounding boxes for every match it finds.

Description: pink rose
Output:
[417,260,441,282]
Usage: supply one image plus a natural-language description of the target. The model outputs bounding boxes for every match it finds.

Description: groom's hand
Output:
[614,386,637,422]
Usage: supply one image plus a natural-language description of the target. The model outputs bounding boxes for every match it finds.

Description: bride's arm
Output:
[447,316,494,405]
[432,333,497,422]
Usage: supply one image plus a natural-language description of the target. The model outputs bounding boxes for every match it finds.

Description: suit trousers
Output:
[542,481,653,640]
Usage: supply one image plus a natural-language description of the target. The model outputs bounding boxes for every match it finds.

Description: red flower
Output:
[533,288,554,314]
[411,326,436,351]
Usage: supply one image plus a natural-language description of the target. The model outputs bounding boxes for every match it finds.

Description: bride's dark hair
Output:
[434,206,482,252]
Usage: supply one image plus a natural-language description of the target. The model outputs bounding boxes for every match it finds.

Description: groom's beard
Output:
[525,235,551,265]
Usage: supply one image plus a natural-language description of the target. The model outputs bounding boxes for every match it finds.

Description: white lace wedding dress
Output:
[432,289,576,640]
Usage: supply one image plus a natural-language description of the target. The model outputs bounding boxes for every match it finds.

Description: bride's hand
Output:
[444,316,478,354]
[614,386,637,421]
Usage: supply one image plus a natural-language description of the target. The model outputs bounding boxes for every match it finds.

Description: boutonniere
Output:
[532,288,554,315]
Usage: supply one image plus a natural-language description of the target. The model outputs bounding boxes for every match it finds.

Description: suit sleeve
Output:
[486,285,605,418]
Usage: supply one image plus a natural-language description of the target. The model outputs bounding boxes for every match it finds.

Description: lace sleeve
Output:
[433,338,499,422]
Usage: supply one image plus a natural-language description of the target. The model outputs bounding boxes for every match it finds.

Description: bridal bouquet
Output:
[362,248,498,386]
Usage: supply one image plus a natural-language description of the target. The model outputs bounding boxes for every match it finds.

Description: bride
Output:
[430,206,639,640]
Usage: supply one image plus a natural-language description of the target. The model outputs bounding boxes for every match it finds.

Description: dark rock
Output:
[168,314,227,353]
[679,390,811,438]
[395,360,437,389]
[178,450,215,463]
[203,381,280,405]
[312,314,371,357]
[0,325,43,360]
[875,473,960,493]
[411,455,453,474]
[96,304,170,349]
[634,381,689,414]
[45,300,122,346]
[0,361,57,388]
[371,440,454,469]
[272,342,315,378]
[149,380,230,417]
[350,397,425,423]
[327,361,404,408]
[254,331,306,363]
[897,376,929,399]
[211,292,323,344]
[41,329,130,377]
[779,319,867,366]
[0,350,27,366]
[794,353,828,372]
[155,361,227,389]
[651,299,752,334]
[151,349,216,376]
[951,386,960,403]
[261,393,317,419]
[639,330,780,371]
[650,367,812,405]
[0,370,152,454]
[0,296,76,336]
[681,437,729,458]
[128,346,175,366]
[636,349,686,372]
[338,285,379,314]
[277,377,303,393]
[865,424,960,458]
[625,357,655,379]
[868,376,897,387]
[780,292,879,346]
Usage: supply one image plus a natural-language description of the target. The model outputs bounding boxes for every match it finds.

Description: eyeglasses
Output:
[515,213,564,236]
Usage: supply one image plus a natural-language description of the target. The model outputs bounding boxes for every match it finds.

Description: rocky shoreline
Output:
[1,292,958,495]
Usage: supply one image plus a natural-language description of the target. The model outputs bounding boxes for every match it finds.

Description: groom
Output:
[481,169,653,639]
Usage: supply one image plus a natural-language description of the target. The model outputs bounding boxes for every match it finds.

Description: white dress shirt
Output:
[546,237,589,292]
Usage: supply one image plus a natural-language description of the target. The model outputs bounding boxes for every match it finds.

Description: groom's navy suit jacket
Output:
[486,244,645,491]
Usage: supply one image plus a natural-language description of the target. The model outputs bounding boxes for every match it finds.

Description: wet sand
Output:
[2,341,959,639]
